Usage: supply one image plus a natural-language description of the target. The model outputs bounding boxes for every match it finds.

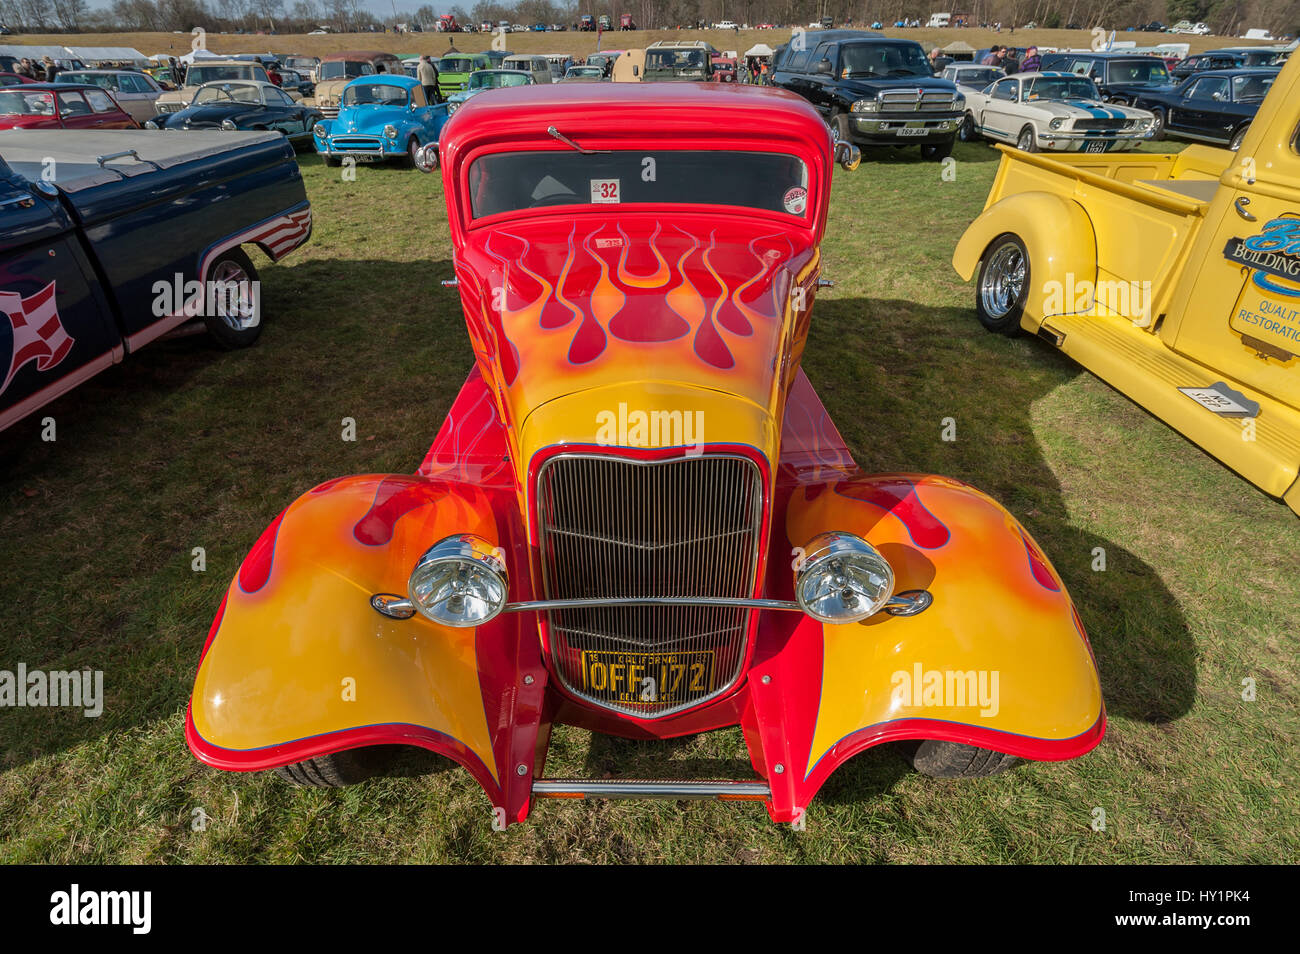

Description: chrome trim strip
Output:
[533,779,770,799]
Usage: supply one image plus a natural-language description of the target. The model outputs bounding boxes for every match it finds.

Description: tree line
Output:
[1,0,1295,40]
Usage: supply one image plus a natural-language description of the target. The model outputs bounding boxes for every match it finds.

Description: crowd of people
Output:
[9,56,64,81]
[928,44,1042,74]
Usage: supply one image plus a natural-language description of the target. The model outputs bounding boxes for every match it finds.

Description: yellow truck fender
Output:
[952,191,1098,328]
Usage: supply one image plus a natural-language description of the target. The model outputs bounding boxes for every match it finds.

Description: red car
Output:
[711,56,738,82]
[0,83,138,130]
[0,72,36,87]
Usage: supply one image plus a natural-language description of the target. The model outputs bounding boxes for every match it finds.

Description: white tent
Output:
[744,43,775,57]
[66,46,150,66]
[179,48,222,65]
[0,44,70,61]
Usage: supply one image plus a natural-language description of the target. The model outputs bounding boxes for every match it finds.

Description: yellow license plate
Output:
[580,650,714,705]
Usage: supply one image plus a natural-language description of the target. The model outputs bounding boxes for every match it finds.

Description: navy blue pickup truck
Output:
[0,129,311,432]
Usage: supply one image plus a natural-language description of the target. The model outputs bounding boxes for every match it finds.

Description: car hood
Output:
[834,74,955,96]
[171,103,263,125]
[454,213,819,472]
[334,103,410,130]
[1024,99,1147,119]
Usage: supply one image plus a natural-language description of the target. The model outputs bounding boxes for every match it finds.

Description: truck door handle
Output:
[1234,197,1256,221]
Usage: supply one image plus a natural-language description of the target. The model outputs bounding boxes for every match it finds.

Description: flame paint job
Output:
[187,85,1103,825]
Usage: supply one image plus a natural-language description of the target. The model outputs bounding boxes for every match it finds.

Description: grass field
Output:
[0,126,1297,863]
[6,27,1267,61]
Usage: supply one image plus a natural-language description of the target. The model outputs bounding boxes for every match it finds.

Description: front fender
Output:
[951,189,1097,328]
[185,472,547,821]
[746,473,1104,820]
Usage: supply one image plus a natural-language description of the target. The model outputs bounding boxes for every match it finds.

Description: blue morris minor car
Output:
[445,69,535,115]
[0,129,311,433]
[312,74,449,166]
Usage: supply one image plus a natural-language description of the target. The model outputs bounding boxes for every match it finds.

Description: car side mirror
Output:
[834,141,860,171]
[817,58,832,74]
[414,142,439,173]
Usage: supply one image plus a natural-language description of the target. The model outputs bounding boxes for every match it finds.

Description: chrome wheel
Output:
[210,258,258,332]
[980,243,1026,320]
[1016,127,1035,151]
[1229,125,1248,152]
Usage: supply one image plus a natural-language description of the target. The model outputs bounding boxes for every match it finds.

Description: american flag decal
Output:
[1,281,74,397]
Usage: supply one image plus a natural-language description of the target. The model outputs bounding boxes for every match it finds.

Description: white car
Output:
[716,20,738,29]
[958,71,1156,153]
[940,63,1006,91]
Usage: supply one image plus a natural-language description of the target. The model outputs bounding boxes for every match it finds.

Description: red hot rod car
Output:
[187,84,1104,826]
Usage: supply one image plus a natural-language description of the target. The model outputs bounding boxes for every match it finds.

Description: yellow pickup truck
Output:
[954,54,1300,516]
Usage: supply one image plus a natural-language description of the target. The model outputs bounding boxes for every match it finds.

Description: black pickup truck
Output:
[770,29,963,160]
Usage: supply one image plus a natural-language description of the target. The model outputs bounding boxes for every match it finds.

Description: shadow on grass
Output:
[0,281,1193,788]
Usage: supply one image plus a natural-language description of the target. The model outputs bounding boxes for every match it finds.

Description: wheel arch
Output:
[952,191,1098,329]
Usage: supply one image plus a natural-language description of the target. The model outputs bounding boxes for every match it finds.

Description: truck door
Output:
[1165,76,1300,418]
[0,167,120,431]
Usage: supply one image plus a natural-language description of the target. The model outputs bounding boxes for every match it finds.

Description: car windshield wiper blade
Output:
[547,125,607,154]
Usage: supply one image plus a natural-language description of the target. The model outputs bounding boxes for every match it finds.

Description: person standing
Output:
[1019,46,1042,72]
[981,45,1002,66]
[418,54,440,104]
[41,56,60,81]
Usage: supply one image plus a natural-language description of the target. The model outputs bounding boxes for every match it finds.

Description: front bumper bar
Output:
[850,114,961,144]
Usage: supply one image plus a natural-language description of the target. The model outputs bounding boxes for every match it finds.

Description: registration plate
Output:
[580,650,714,704]
[1083,140,1110,154]
[896,126,929,137]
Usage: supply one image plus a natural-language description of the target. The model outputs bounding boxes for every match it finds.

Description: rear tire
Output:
[202,248,262,349]
[975,233,1029,336]
[900,740,1020,778]
[275,748,388,787]
[921,137,954,161]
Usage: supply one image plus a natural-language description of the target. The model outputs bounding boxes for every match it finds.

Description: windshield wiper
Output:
[547,126,608,155]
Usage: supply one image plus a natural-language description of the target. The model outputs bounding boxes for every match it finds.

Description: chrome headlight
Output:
[794,532,895,624]
[447,102,459,115]
[407,534,508,627]
[850,98,879,113]
[144,120,159,130]
[1049,117,1066,129]
[1137,117,1153,128]
[220,119,236,130]
[313,122,326,138]
[383,123,398,139]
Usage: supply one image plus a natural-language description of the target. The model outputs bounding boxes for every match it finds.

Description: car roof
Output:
[194,79,281,90]
[321,51,398,62]
[344,73,419,87]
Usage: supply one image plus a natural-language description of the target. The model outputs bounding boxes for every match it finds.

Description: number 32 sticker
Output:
[591,178,620,203]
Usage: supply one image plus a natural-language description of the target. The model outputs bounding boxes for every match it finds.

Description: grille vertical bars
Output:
[535,454,764,717]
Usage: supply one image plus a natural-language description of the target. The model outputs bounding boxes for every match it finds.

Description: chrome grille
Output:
[878,89,956,112]
[536,454,763,717]
[330,136,383,151]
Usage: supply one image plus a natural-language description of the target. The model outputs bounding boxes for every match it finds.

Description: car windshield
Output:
[0,90,55,115]
[320,61,373,80]
[1108,60,1170,83]
[566,67,602,77]
[1232,74,1274,100]
[468,150,810,219]
[1024,76,1099,100]
[438,57,479,72]
[841,42,932,77]
[469,71,531,89]
[57,73,112,88]
[188,65,258,84]
[342,82,409,105]
[646,49,707,70]
[955,68,1002,85]
[194,83,262,104]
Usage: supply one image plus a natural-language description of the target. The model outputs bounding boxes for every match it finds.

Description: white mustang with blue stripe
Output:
[960,71,1157,152]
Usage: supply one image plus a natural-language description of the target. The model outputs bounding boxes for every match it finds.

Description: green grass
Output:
[1,138,1296,864]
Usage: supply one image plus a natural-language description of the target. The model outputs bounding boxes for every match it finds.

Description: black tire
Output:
[974,233,1029,336]
[921,136,954,161]
[201,248,262,349]
[1228,124,1249,152]
[900,739,1020,778]
[324,155,341,167]
[830,111,851,148]
[1150,106,1167,141]
[406,134,421,165]
[1016,125,1038,152]
[957,111,977,142]
[274,748,387,787]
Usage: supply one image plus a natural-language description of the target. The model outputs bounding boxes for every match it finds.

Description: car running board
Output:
[533,778,770,801]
